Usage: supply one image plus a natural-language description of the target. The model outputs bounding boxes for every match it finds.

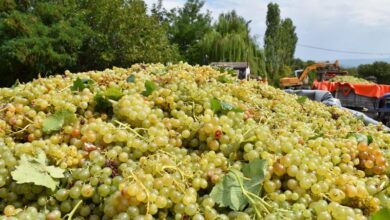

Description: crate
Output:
[334,85,378,110]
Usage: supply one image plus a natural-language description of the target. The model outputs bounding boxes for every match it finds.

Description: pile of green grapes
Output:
[0,63,389,220]
[328,76,374,84]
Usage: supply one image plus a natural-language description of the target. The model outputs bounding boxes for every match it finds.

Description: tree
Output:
[279,18,297,66]
[264,2,281,81]
[0,0,90,86]
[77,0,180,71]
[164,0,212,63]
[196,11,266,76]
[264,3,298,85]
[358,61,390,83]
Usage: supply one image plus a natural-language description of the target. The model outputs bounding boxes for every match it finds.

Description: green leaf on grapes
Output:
[231,107,244,113]
[242,159,267,195]
[367,135,373,144]
[71,78,94,91]
[210,170,247,211]
[94,93,112,113]
[308,134,324,140]
[297,96,308,104]
[217,75,232,83]
[210,159,267,211]
[104,87,123,101]
[93,87,123,113]
[11,79,20,89]
[210,98,221,112]
[210,98,243,114]
[127,75,136,83]
[142,80,157,96]
[347,133,369,144]
[42,110,76,133]
[11,152,65,191]
[371,208,390,220]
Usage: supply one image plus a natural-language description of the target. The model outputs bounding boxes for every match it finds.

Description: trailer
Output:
[311,81,390,126]
[283,89,389,128]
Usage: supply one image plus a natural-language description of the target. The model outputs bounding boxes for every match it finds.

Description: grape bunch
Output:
[0,63,389,220]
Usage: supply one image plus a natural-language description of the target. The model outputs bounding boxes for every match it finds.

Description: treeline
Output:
[0,0,297,87]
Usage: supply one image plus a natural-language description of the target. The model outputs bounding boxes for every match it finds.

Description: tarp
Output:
[312,80,390,98]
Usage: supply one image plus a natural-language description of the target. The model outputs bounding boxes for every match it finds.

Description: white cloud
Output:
[144,0,390,60]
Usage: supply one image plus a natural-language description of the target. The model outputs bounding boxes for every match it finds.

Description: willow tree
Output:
[196,11,266,76]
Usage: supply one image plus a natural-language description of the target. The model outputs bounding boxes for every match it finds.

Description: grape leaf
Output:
[142,80,157,96]
[367,135,373,144]
[94,93,112,113]
[297,96,308,104]
[371,208,390,220]
[217,75,232,83]
[104,87,123,101]
[347,133,370,144]
[242,159,267,195]
[11,79,20,89]
[11,152,65,191]
[42,110,76,133]
[127,75,136,83]
[94,87,124,113]
[308,134,324,140]
[71,78,94,91]
[210,98,243,114]
[210,159,267,211]
[210,98,221,112]
[210,170,247,211]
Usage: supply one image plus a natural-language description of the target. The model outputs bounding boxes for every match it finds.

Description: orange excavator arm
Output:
[298,63,328,81]
[280,60,340,88]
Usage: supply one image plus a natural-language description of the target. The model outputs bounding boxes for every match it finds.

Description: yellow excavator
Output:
[280,60,347,88]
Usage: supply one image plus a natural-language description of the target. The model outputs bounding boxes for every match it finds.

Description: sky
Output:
[144,0,390,62]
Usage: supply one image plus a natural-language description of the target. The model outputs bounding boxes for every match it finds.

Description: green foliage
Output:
[371,208,390,220]
[357,61,390,83]
[11,151,65,191]
[42,109,76,134]
[142,80,157,96]
[127,75,136,83]
[210,159,266,211]
[104,87,123,101]
[77,0,180,71]
[164,0,211,63]
[0,0,180,87]
[264,3,297,85]
[197,11,266,76]
[217,75,233,83]
[210,97,243,115]
[94,87,124,113]
[71,78,94,91]
[296,96,308,104]
[0,0,90,86]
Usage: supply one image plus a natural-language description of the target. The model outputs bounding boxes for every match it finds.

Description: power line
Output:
[297,44,390,56]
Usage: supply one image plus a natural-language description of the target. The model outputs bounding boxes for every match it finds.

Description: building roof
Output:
[210,62,248,69]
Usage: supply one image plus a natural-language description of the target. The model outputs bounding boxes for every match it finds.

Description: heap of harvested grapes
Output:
[328,76,374,84]
[0,63,389,220]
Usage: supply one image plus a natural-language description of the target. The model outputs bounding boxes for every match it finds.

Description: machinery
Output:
[280,60,347,88]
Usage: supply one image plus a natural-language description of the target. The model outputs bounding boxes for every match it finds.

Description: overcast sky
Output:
[144,0,390,62]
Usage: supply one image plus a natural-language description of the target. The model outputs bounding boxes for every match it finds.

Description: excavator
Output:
[280,60,348,88]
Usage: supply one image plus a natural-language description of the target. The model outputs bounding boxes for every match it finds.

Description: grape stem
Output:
[130,171,151,214]
[64,200,83,220]
[9,124,31,135]
[114,120,148,142]
[230,170,268,218]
